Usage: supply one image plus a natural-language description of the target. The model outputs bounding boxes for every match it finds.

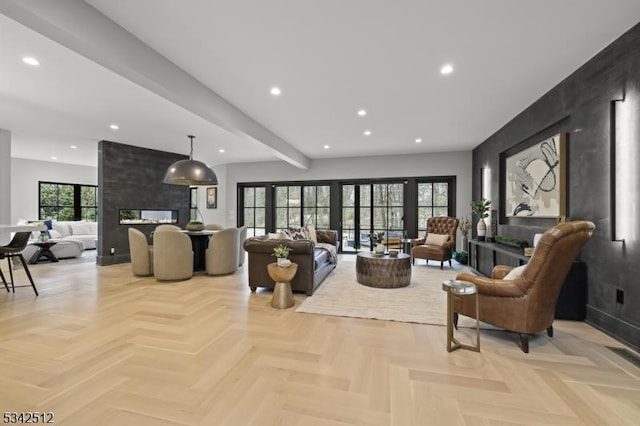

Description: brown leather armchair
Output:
[411,216,459,269]
[453,220,595,353]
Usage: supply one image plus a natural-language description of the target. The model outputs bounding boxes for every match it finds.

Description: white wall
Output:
[10,158,98,223]
[0,130,11,225]
[192,163,228,226]
[226,151,473,244]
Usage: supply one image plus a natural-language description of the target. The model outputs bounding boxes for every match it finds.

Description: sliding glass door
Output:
[341,182,405,252]
[242,186,266,237]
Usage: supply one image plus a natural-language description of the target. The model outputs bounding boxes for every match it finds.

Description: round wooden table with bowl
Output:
[356,251,411,288]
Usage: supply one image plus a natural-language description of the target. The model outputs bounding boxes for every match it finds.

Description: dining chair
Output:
[0,231,39,295]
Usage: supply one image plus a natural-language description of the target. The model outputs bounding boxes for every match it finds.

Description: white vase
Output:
[477,218,486,241]
[277,258,291,268]
[375,243,386,254]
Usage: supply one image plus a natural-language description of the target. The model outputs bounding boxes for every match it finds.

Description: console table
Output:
[468,239,586,320]
[468,239,528,271]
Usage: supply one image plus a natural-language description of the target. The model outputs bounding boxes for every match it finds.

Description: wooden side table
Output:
[267,262,298,309]
[442,279,480,352]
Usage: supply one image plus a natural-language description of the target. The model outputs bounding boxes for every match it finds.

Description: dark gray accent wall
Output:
[97,141,189,265]
[472,22,640,350]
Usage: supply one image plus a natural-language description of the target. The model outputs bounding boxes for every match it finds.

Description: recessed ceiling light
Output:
[364,130,372,136]
[323,145,330,149]
[270,87,281,96]
[70,145,78,149]
[22,56,40,66]
[415,138,422,143]
[219,149,225,153]
[440,64,454,75]
[109,124,119,130]
[51,156,57,160]
[357,109,367,117]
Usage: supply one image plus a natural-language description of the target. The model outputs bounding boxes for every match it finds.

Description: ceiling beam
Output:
[0,0,310,169]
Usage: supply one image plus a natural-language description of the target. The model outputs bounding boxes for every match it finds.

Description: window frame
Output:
[38,181,98,221]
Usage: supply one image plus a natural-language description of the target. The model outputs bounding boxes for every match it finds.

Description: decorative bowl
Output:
[388,250,399,257]
[186,222,205,231]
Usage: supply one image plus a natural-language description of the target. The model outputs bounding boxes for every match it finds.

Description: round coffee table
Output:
[356,251,411,288]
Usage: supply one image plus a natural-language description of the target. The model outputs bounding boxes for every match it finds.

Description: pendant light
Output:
[163,135,218,185]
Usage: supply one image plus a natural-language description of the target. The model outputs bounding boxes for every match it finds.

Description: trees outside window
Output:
[39,182,98,221]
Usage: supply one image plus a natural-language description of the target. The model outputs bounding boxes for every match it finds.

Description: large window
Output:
[238,176,455,253]
[243,186,266,237]
[39,181,98,221]
[275,184,330,229]
[189,187,199,221]
[417,181,450,228]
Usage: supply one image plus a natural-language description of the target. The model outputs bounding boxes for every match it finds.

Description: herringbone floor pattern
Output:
[1,256,639,425]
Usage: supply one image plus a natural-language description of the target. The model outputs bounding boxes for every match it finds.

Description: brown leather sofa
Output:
[453,220,595,353]
[243,230,338,295]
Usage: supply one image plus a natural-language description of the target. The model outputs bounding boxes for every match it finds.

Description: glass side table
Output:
[442,279,480,352]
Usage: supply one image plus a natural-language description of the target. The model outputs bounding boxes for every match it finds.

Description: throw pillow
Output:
[268,232,289,240]
[69,223,92,235]
[285,227,307,240]
[504,264,527,280]
[425,233,449,246]
[49,229,63,239]
[305,224,318,243]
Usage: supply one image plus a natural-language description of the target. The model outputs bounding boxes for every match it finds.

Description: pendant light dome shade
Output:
[163,135,218,185]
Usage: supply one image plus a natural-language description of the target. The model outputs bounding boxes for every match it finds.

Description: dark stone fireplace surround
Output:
[97,140,190,266]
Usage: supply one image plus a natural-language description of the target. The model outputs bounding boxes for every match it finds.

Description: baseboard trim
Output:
[586,305,640,352]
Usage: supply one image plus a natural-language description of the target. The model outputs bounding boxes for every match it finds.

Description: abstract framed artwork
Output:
[206,187,217,209]
[504,133,566,218]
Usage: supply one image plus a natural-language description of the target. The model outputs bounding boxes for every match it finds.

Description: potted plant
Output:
[272,243,293,267]
[471,199,491,241]
[453,250,468,265]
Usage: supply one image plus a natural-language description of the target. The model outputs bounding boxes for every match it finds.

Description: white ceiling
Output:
[1,1,640,168]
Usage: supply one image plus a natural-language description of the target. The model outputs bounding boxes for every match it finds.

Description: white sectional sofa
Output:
[50,221,98,249]
[20,221,98,261]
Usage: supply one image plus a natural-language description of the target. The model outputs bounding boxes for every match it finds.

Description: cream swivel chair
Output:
[206,227,239,275]
[128,228,153,276]
[204,223,224,230]
[237,225,248,266]
[155,224,181,232]
[153,227,193,281]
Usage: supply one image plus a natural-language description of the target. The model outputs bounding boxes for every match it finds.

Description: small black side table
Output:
[29,241,58,264]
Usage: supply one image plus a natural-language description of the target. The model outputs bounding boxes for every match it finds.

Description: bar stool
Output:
[0,231,38,295]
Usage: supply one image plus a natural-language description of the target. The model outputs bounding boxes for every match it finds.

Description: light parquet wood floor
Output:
[1,256,639,425]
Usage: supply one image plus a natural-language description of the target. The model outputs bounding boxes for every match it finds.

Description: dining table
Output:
[180,230,216,271]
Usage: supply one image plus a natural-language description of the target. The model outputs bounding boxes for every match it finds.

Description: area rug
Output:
[296,259,478,326]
